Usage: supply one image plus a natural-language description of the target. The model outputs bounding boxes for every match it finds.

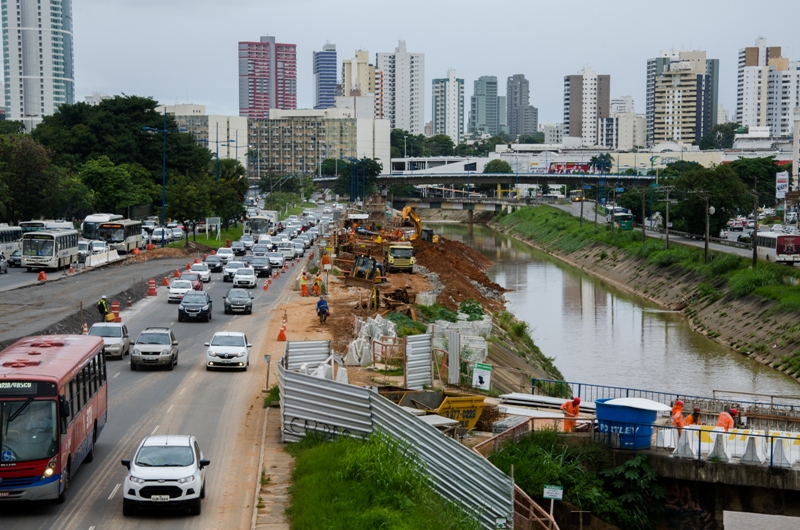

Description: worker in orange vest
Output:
[671,400,686,435]
[560,397,580,433]
[716,408,737,432]
[300,273,308,297]
[321,253,331,266]
[685,407,704,426]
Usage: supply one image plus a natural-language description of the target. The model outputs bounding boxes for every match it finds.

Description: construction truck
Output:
[386,241,414,273]
[399,206,423,240]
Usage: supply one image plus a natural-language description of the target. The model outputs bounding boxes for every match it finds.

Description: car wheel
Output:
[205,313,210,322]
[166,358,174,371]
[85,428,96,463]
[200,483,206,499]
[190,498,202,516]
[123,498,135,516]
[130,360,137,371]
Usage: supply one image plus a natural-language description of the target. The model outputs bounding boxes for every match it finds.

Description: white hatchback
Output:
[205,331,252,371]
[168,280,194,303]
[190,263,211,282]
[216,247,234,263]
[233,267,256,289]
[121,435,209,516]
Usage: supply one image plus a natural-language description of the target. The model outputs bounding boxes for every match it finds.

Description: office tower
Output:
[646,51,679,145]
[507,74,538,138]
[652,51,714,144]
[563,68,610,146]
[469,76,505,136]
[313,43,337,110]
[238,36,297,119]
[3,0,74,131]
[737,38,800,136]
[432,69,464,145]
[376,40,425,134]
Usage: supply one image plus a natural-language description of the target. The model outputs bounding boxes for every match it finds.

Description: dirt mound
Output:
[412,237,507,312]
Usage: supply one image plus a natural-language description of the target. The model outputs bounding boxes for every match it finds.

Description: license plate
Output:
[151,495,170,502]
[233,308,244,312]
[0,491,10,497]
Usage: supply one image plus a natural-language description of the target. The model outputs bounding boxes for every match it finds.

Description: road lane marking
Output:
[171,321,176,325]
[151,425,159,435]
[89,526,96,530]
[113,372,120,379]
[167,404,174,413]
[180,387,186,395]
[107,483,120,500]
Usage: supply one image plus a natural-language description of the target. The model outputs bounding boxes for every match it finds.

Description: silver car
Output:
[131,327,179,371]
[205,331,252,371]
[88,322,130,359]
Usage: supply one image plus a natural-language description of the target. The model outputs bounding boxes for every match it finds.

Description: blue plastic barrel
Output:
[595,398,655,450]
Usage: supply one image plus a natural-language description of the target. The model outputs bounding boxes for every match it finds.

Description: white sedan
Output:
[205,331,252,371]
[216,247,234,263]
[168,280,194,303]
[190,263,211,282]
[233,267,256,289]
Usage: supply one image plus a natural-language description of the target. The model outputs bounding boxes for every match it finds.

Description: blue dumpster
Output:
[595,398,657,450]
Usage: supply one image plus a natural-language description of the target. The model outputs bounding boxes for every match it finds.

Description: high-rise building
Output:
[238,36,297,119]
[737,38,800,137]
[498,96,507,135]
[610,96,635,115]
[341,50,376,97]
[652,51,715,145]
[717,104,729,125]
[598,113,646,151]
[563,68,610,146]
[542,123,563,144]
[507,74,538,138]
[313,43,337,110]
[468,76,500,136]
[375,40,425,134]
[646,50,718,145]
[3,0,74,131]
[432,69,464,145]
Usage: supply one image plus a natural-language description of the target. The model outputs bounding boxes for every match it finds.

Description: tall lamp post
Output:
[142,108,186,248]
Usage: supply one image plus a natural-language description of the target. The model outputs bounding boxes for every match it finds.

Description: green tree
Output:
[0,121,26,135]
[319,158,350,177]
[589,153,614,174]
[425,134,455,156]
[79,156,150,214]
[518,132,544,144]
[698,123,741,150]
[729,156,781,207]
[47,167,93,222]
[209,159,248,229]
[0,135,56,223]
[166,173,212,244]
[483,159,513,173]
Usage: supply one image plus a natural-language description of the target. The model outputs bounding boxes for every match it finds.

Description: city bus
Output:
[756,232,800,264]
[21,229,79,271]
[19,220,74,233]
[613,213,634,230]
[0,225,22,254]
[97,219,143,253]
[569,189,585,202]
[246,216,273,237]
[81,213,123,240]
[0,335,107,502]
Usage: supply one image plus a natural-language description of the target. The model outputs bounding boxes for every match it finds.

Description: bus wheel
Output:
[85,426,96,463]
[56,462,70,504]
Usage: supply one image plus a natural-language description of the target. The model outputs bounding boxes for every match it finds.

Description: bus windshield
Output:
[82,222,101,240]
[98,226,125,243]
[0,400,58,462]
[249,219,270,234]
[23,238,54,256]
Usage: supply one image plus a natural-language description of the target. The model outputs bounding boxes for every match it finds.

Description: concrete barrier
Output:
[85,250,123,268]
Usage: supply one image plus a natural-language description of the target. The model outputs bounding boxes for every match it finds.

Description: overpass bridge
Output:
[314,172,656,187]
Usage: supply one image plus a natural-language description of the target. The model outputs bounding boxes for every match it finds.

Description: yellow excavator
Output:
[400,206,423,240]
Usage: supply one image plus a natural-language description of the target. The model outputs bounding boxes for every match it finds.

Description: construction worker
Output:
[316,272,325,295]
[716,408,737,432]
[560,397,580,433]
[671,400,685,435]
[321,253,331,267]
[685,407,704,426]
[300,273,308,297]
[312,272,321,296]
[96,295,110,319]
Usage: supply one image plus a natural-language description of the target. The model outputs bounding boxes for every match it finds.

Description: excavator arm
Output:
[400,206,423,240]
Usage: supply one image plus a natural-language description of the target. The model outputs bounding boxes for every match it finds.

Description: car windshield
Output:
[89,326,122,338]
[137,333,171,345]
[226,262,244,270]
[252,258,268,265]
[253,246,268,252]
[206,256,220,263]
[241,235,253,241]
[211,335,246,347]
[78,242,89,250]
[0,400,57,462]
[135,445,194,467]
[228,289,249,299]
[232,242,243,247]
[172,281,192,290]
[236,269,254,276]
[191,264,208,272]
[218,248,232,254]
[390,248,414,258]
[181,273,199,281]
[183,294,207,304]
[267,253,283,259]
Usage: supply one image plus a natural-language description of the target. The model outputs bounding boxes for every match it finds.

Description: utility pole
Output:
[657,186,675,249]
[751,190,759,268]
[641,188,647,244]
[579,179,584,227]
[689,190,711,263]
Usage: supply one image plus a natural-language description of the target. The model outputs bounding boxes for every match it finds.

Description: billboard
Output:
[548,162,590,174]
[776,171,789,199]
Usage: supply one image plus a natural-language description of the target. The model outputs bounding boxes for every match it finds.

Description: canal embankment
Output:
[488,205,800,385]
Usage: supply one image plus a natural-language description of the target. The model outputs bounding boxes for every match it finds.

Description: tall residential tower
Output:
[3,0,74,131]
[507,74,538,138]
[432,69,464,145]
[376,40,425,134]
[469,76,506,136]
[238,36,297,119]
[563,68,610,146]
[313,43,337,110]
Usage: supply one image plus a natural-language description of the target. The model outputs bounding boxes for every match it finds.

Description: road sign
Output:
[616,187,625,192]
[472,363,492,391]
[583,185,592,190]
[543,485,563,500]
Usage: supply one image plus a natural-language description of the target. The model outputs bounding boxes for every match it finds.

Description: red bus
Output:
[0,335,108,502]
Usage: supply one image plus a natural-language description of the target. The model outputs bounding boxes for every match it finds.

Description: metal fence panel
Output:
[447,331,460,385]
[405,333,432,390]
[370,392,513,530]
[284,340,331,371]
[278,363,373,442]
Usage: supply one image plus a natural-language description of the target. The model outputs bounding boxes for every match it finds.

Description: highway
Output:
[1,255,300,529]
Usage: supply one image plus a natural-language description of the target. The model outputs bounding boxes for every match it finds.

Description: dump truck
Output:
[386,241,414,273]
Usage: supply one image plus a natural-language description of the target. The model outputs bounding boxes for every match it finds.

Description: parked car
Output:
[171,228,185,241]
[130,327,179,371]
[7,249,21,268]
[205,331,252,371]
[233,267,257,289]
[250,256,272,277]
[121,435,209,516]
[216,247,234,263]
[223,261,246,282]
[223,288,253,315]
[88,322,130,359]
[178,291,213,322]
[168,280,194,303]
[205,255,223,272]
[191,263,211,282]
[179,272,204,291]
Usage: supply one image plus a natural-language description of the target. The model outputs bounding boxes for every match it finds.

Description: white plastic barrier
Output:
[85,250,122,268]
[670,426,800,465]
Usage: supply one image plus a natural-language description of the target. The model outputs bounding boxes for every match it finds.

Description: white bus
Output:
[246,216,273,237]
[82,213,123,240]
[19,220,75,233]
[97,219,143,253]
[0,225,22,254]
[756,232,800,264]
[21,229,79,271]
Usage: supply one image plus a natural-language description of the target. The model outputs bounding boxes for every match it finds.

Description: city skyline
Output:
[39,1,800,130]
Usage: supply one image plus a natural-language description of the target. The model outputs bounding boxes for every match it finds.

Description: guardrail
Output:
[640,224,751,249]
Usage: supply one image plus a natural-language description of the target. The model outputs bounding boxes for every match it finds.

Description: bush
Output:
[459,299,484,321]
[728,266,781,298]
[703,253,743,276]
[385,312,427,337]
[417,304,458,323]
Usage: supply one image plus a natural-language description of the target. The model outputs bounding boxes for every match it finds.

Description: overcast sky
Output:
[76,0,798,127]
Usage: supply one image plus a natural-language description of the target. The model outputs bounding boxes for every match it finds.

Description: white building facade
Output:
[376,40,425,134]
[432,69,464,145]
[563,67,610,146]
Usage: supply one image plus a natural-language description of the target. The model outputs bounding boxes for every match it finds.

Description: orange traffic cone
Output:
[263,280,269,291]
[186,262,191,270]
[147,278,157,296]
[174,269,181,278]
[211,249,216,255]
[194,257,200,264]
[276,324,287,341]
[37,271,46,281]
[82,323,88,335]
[132,247,140,256]
[68,264,74,274]
[162,277,169,286]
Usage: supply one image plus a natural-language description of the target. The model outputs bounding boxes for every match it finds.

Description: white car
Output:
[121,435,209,516]
[233,267,256,289]
[223,261,246,282]
[90,240,108,255]
[168,280,194,303]
[292,241,304,257]
[190,263,211,282]
[205,331,252,371]
[216,247,234,263]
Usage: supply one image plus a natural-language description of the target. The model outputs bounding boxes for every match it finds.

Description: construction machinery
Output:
[399,206,423,240]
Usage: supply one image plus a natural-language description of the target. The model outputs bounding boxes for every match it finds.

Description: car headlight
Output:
[162,349,171,355]
[178,475,195,484]
[41,456,58,479]
[129,475,146,484]
[179,304,185,310]
[133,349,140,355]
[202,305,209,311]
[208,351,216,357]
[236,351,246,358]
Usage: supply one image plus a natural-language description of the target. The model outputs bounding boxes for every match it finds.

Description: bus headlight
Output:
[41,456,58,479]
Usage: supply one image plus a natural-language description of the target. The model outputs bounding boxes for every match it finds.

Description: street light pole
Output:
[404,136,408,159]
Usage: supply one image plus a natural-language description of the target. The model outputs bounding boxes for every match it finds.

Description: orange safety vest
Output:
[716,412,734,432]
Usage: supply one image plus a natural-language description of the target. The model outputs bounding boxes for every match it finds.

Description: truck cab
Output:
[386,241,415,273]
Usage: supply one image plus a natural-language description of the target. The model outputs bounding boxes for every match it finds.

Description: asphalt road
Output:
[1,255,303,529]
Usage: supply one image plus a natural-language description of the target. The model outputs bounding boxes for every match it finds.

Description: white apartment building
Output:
[157,104,249,169]
[341,50,375,97]
[610,96,635,114]
[432,69,464,145]
[563,67,610,146]
[717,104,729,125]
[598,113,646,151]
[376,40,425,135]
[3,0,75,131]
[765,60,800,137]
[542,123,563,144]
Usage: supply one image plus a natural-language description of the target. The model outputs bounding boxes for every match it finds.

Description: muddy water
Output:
[432,223,800,399]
